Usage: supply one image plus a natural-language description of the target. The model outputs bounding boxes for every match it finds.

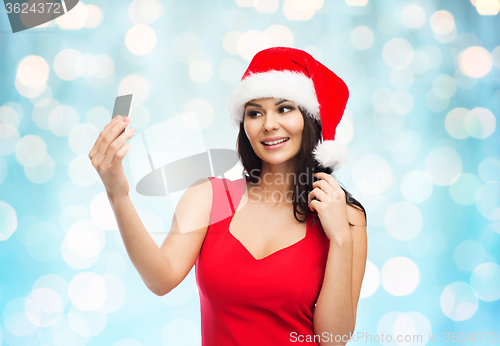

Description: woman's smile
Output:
[261,136,290,150]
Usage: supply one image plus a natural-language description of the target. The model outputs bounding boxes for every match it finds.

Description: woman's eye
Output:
[246,106,293,117]
[279,106,294,113]
[246,111,261,117]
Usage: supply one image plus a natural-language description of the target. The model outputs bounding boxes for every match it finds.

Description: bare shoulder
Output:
[347,204,366,228]
[172,177,213,233]
[183,177,213,203]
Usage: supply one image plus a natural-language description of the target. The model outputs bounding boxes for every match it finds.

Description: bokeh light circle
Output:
[0,123,20,156]
[125,25,157,56]
[478,157,500,183]
[68,155,99,187]
[389,68,414,89]
[390,90,414,115]
[48,105,80,137]
[453,240,487,272]
[68,305,107,337]
[53,49,85,81]
[51,316,89,346]
[84,4,103,28]
[350,26,374,50]
[222,31,241,55]
[432,74,456,99]
[100,274,126,313]
[263,24,294,47]
[448,173,482,205]
[400,170,433,203]
[381,257,420,296]
[237,30,270,61]
[385,202,423,241]
[24,152,55,184]
[475,181,500,221]
[0,201,17,241]
[188,60,213,84]
[458,46,493,78]
[68,124,99,155]
[56,1,87,29]
[118,75,150,105]
[68,272,107,311]
[372,88,392,113]
[183,99,214,130]
[128,0,164,25]
[15,135,47,167]
[16,56,49,88]
[440,282,478,321]
[382,38,414,69]
[424,147,462,186]
[61,219,106,269]
[401,5,426,29]
[445,107,470,139]
[359,260,379,298]
[430,10,455,35]
[3,298,38,337]
[464,107,496,139]
[377,311,431,346]
[172,33,203,64]
[28,287,64,327]
[470,262,500,301]
[352,155,393,195]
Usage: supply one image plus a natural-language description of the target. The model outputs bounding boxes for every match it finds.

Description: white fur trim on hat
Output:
[312,140,349,171]
[227,70,320,129]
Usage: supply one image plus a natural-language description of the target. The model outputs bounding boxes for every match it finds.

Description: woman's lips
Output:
[262,138,289,150]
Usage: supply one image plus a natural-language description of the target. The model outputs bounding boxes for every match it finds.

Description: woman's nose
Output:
[263,111,279,131]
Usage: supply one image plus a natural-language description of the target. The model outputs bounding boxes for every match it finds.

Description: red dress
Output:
[195,177,330,345]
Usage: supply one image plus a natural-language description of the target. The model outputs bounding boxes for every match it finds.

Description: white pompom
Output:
[312,140,349,171]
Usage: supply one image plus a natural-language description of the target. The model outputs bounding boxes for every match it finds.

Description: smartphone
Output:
[112,94,134,136]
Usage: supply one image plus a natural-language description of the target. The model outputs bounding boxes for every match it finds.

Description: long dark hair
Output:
[236,105,366,227]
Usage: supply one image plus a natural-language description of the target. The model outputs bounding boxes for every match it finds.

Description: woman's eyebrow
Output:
[275,99,288,106]
[244,99,290,109]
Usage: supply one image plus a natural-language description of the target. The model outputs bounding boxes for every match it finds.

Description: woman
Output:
[89,47,367,345]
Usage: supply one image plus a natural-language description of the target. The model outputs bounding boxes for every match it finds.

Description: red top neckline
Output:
[225,177,312,261]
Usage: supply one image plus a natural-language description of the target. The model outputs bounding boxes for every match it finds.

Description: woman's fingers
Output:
[89,115,121,160]
[101,127,136,169]
[91,116,130,168]
[111,142,132,166]
[308,187,327,205]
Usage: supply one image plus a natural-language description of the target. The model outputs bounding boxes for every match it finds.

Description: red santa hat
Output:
[227,46,349,171]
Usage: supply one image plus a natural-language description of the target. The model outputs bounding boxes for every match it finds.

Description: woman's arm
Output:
[109,177,212,296]
[109,193,173,295]
[312,205,367,346]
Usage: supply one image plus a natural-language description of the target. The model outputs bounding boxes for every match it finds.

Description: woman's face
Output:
[243,97,304,168]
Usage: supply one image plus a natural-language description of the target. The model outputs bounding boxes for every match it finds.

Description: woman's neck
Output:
[248,161,297,207]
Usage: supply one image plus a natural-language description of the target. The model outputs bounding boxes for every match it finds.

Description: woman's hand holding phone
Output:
[88,115,136,200]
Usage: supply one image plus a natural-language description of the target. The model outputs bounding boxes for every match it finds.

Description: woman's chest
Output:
[195,216,330,312]
[228,203,309,261]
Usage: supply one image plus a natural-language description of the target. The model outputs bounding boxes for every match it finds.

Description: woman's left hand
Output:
[308,172,352,245]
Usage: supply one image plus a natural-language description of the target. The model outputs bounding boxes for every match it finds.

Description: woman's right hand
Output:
[88,115,136,199]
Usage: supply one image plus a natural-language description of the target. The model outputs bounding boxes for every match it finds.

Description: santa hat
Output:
[227,46,349,171]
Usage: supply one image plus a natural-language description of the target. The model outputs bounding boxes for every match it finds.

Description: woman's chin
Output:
[257,153,298,167]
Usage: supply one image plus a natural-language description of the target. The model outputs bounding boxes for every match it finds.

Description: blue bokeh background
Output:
[0,0,499,345]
